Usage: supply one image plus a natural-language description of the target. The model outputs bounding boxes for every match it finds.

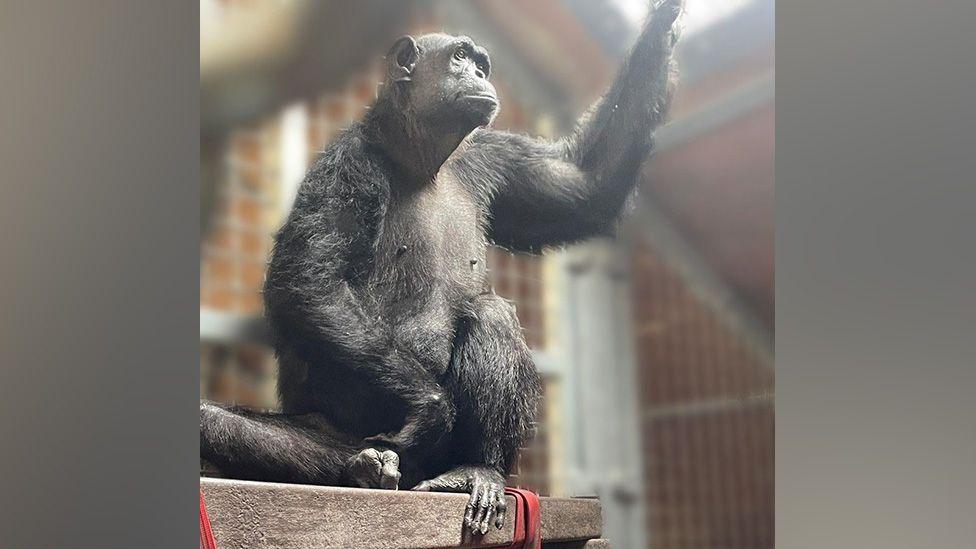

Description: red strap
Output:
[199,490,218,549]
[504,487,541,549]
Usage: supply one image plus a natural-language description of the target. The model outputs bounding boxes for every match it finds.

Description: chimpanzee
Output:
[201,0,681,534]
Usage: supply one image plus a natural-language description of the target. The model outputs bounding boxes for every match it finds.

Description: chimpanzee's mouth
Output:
[460,93,499,105]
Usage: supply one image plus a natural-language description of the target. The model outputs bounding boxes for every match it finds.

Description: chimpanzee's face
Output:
[404,34,499,131]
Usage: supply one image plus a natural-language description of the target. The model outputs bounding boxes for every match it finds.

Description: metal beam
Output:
[656,71,774,151]
[643,391,773,421]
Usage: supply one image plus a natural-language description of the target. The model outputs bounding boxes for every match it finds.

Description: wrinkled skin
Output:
[414,466,507,533]
[345,448,401,490]
[200,0,682,533]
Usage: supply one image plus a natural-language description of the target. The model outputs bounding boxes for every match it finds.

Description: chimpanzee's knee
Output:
[456,292,536,382]
[466,292,521,329]
[416,386,457,434]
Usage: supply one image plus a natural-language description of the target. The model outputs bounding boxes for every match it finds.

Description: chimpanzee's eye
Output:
[454,48,467,61]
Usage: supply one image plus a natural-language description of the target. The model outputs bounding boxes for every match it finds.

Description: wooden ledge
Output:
[201,477,604,548]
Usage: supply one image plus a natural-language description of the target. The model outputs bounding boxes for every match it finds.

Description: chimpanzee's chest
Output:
[371,173,489,310]
[365,173,488,373]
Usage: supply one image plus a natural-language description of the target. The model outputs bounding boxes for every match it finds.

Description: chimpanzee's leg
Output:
[200,401,403,489]
[412,292,542,533]
[277,346,458,476]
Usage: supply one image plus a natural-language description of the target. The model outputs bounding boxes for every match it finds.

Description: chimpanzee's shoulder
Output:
[295,124,391,204]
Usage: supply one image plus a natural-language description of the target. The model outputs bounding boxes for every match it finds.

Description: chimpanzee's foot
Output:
[412,465,507,534]
[344,448,401,489]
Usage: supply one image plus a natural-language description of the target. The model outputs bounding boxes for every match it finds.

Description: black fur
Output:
[201,0,681,533]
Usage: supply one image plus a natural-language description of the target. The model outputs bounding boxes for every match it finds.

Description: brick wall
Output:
[632,237,774,549]
[200,126,278,315]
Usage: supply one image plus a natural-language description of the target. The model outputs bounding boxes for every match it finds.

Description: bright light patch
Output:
[609,0,756,36]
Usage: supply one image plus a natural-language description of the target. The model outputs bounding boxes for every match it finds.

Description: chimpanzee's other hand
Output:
[412,465,507,534]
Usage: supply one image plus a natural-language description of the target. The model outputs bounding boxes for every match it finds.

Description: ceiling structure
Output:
[471,0,775,328]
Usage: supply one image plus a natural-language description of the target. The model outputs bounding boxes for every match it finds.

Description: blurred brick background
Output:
[634,238,773,548]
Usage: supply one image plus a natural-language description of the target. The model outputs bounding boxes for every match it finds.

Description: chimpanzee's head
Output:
[384,33,499,132]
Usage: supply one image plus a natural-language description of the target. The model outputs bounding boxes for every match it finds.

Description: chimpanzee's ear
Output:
[387,36,419,83]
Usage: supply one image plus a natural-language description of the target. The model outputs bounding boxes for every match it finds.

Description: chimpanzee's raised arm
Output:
[451,0,682,252]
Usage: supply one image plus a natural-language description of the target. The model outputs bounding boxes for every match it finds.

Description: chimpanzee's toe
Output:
[377,450,401,489]
[345,448,401,489]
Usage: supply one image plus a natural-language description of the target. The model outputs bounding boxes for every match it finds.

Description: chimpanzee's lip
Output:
[461,93,499,104]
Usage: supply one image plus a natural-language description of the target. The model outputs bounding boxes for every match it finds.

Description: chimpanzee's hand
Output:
[651,0,683,23]
[412,465,507,534]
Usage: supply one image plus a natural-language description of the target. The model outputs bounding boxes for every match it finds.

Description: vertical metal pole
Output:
[557,239,647,548]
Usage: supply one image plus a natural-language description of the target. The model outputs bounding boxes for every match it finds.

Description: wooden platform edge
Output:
[200,476,603,549]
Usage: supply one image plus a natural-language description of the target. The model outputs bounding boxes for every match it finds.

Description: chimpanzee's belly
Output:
[367,172,488,374]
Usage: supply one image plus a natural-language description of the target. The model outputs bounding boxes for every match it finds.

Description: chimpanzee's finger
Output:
[471,484,490,533]
[654,0,683,27]
[479,488,498,534]
[463,485,481,528]
[494,492,507,530]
